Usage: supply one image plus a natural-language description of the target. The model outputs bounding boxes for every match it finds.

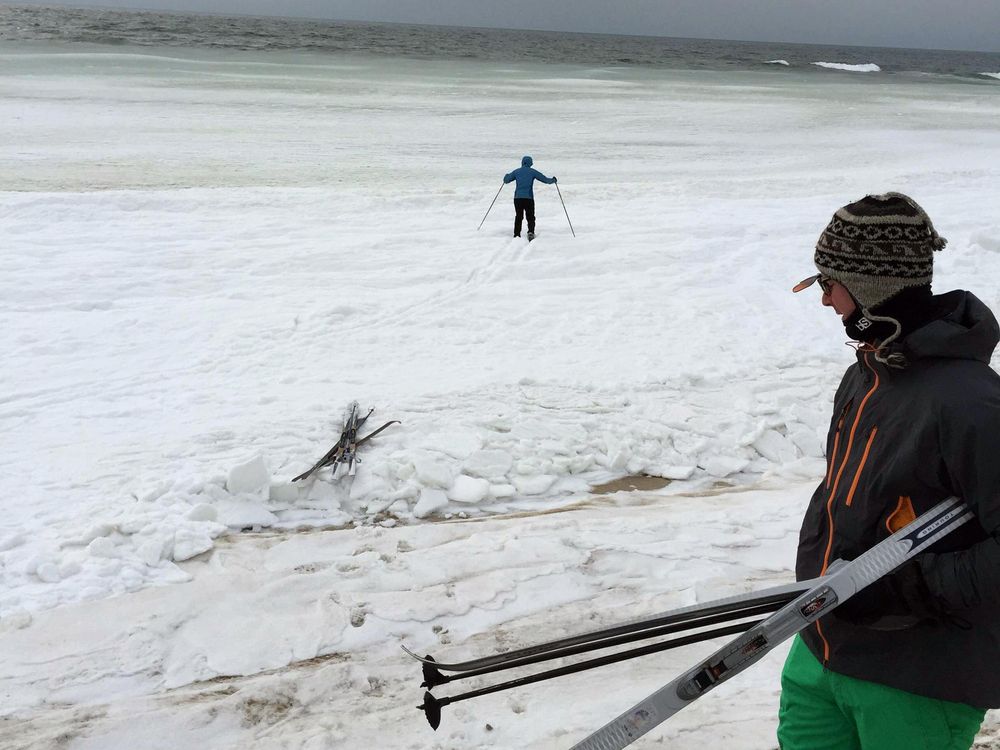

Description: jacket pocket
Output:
[826,399,854,489]
[885,495,917,533]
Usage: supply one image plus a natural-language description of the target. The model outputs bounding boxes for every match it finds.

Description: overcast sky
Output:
[7,0,1000,52]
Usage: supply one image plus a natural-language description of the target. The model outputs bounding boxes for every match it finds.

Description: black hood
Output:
[900,290,1000,364]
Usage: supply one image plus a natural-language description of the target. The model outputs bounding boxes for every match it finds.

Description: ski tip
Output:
[402,645,440,665]
[418,691,443,730]
[401,644,424,661]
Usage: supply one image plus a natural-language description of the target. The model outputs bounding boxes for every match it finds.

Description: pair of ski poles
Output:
[478,181,576,237]
[406,581,804,730]
[405,496,973,748]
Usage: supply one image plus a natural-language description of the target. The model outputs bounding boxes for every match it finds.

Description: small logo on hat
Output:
[856,317,872,330]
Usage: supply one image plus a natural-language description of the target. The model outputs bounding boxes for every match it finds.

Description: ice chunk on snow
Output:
[703,455,751,477]
[305,480,341,505]
[386,499,409,515]
[186,503,218,523]
[447,475,490,504]
[172,527,214,561]
[88,537,120,558]
[226,455,270,495]
[138,480,173,503]
[752,429,799,463]
[626,457,648,474]
[67,524,116,547]
[463,449,514,479]
[609,448,630,470]
[513,474,556,496]
[657,465,697,480]
[269,482,299,503]
[213,499,278,529]
[490,483,517,499]
[349,463,389,501]
[413,489,448,518]
[422,429,482,458]
[766,456,827,480]
[413,456,453,488]
[786,423,823,458]
[137,538,167,566]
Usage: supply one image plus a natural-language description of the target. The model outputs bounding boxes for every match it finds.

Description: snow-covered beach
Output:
[2,35,1000,749]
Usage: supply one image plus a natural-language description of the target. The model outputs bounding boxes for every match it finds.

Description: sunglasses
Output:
[792,274,836,295]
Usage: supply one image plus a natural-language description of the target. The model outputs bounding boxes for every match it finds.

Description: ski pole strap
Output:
[570,496,973,750]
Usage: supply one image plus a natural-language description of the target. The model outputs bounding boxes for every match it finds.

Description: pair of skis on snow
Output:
[403,496,973,749]
[292,401,399,482]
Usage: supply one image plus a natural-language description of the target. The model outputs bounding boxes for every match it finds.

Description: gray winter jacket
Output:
[797,290,1000,707]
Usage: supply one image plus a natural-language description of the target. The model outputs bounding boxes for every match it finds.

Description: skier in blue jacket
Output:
[503,155,556,240]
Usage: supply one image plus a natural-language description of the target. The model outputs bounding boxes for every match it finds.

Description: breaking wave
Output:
[812,62,881,72]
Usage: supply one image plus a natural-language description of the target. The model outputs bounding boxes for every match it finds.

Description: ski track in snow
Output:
[1,172,875,613]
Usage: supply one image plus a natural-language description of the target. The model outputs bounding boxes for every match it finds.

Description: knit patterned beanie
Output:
[814,192,947,310]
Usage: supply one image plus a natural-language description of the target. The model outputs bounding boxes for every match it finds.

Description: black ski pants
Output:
[513,198,535,236]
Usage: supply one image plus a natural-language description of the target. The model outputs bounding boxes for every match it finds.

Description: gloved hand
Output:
[834,559,943,631]
[552,176,557,183]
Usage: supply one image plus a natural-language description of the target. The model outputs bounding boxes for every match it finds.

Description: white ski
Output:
[570,496,973,750]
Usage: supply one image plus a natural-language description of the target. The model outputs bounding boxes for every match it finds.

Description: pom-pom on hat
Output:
[813,192,947,309]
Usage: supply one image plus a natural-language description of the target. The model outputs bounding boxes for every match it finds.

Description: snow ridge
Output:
[0,369,836,615]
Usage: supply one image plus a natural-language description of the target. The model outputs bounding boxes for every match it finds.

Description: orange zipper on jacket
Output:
[815,351,881,661]
[846,427,878,507]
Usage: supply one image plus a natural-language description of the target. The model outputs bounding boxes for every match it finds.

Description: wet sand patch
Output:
[591,474,672,494]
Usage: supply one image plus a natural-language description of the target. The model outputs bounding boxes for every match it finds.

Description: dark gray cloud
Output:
[7,0,1000,52]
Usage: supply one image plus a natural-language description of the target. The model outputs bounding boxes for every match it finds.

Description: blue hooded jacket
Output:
[503,156,556,199]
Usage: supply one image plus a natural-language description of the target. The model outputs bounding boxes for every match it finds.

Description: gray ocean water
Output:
[2,4,1000,83]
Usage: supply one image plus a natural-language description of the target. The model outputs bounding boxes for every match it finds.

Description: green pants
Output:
[778,636,985,750]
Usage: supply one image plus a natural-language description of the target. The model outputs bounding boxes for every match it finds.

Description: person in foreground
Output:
[780,192,1000,749]
[503,155,556,240]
